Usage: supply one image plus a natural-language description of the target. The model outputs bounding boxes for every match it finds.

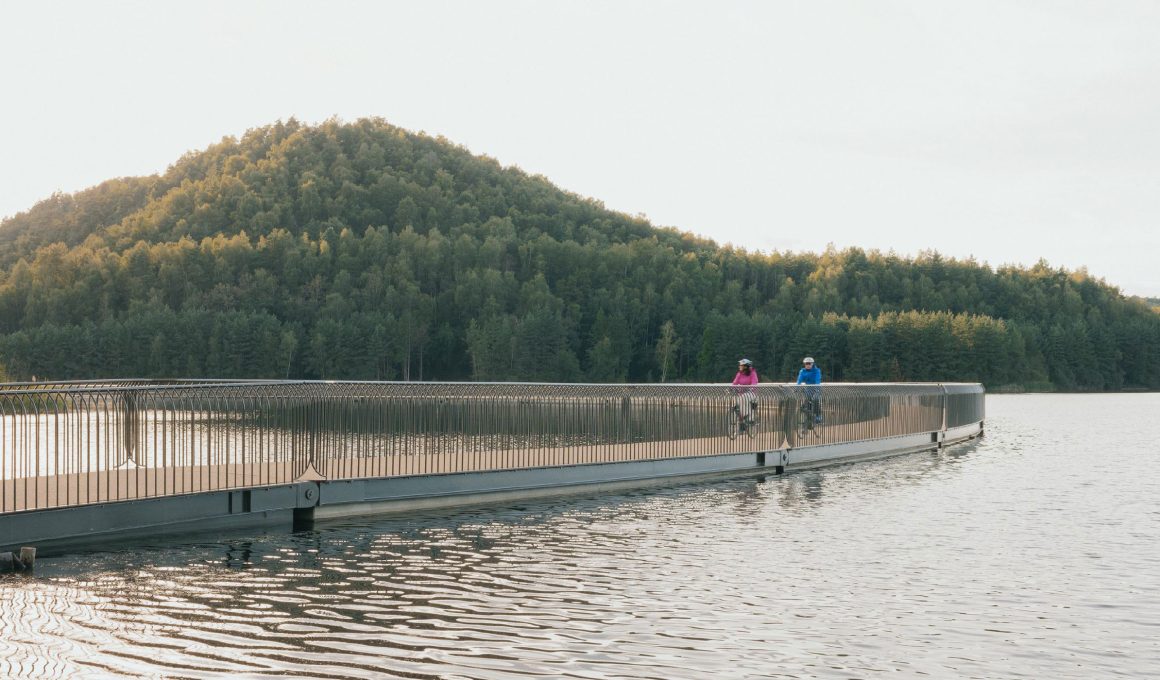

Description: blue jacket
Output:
[796,365,822,385]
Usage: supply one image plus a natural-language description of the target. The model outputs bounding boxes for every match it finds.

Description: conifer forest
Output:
[1,119,1156,390]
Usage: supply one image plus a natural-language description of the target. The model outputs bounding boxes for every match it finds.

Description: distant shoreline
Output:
[988,385,1157,394]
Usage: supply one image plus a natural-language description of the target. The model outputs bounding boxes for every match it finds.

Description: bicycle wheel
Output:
[798,403,812,440]
[727,406,740,440]
[745,414,758,439]
[807,399,825,436]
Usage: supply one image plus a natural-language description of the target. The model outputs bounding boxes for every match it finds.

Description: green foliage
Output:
[655,320,679,382]
[0,118,1158,390]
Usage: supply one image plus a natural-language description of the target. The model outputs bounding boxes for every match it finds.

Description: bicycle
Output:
[728,393,759,440]
[797,396,823,440]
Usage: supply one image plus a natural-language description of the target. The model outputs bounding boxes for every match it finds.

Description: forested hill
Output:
[0,118,1157,390]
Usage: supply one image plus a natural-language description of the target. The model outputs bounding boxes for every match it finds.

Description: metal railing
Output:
[0,381,984,514]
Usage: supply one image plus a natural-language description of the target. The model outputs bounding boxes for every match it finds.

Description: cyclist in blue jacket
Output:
[796,357,822,423]
[796,357,821,385]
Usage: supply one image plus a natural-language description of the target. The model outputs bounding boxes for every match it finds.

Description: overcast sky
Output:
[2,1,1158,296]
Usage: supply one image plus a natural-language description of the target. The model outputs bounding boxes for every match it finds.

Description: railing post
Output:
[121,391,138,467]
[940,384,948,434]
[295,386,326,482]
[621,391,632,443]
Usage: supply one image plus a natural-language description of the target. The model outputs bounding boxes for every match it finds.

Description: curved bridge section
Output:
[0,381,983,554]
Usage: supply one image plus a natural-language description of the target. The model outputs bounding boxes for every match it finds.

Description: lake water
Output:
[2,394,1158,679]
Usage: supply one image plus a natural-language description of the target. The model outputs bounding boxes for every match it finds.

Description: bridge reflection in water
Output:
[0,380,983,553]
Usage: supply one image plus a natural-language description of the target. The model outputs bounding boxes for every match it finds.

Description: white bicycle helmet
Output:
[739,358,753,366]
[802,357,815,365]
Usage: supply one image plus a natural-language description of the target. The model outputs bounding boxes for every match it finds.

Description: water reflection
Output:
[9,464,973,679]
[780,470,827,506]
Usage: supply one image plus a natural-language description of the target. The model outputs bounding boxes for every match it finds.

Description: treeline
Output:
[0,118,1157,390]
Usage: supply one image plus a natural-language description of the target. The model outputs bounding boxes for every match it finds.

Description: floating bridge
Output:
[0,380,984,554]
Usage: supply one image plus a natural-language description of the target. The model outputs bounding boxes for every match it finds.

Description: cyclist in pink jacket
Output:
[731,359,759,428]
[732,358,759,387]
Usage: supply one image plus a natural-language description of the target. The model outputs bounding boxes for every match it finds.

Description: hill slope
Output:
[0,118,1157,389]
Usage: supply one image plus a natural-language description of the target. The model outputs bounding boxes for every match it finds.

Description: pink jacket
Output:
[732,370,759,386]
